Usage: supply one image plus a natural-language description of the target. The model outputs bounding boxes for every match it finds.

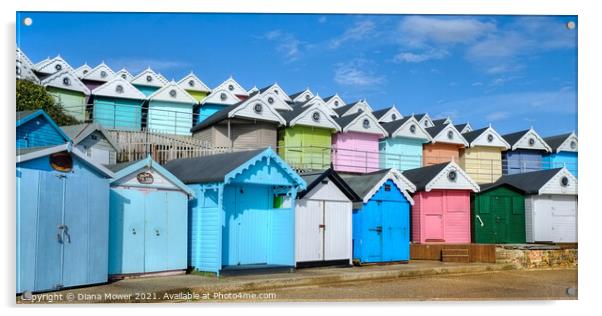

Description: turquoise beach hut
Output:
[163,148,306,275]
[543,132,578,177]
[91,77,146,130]
[107,156,194,277]
[379,116,433,171]
[17,110,71,149]
[147,81,197,135]
[130,68,168,97]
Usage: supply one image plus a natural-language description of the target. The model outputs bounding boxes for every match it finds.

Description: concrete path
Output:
[18,260,522,303]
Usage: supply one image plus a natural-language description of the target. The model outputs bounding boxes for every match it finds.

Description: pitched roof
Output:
[502,129,530,146]
[289,89,312,100]
[17,109,71,142]
[480,168,564,194]
[190,101,242,132]
[177,72,211,92]
[425,124,448,138]
[379,117,412,135]
[455,123,470,133]
[461,127,488,143]
[502,128,551,151]
[432,118,449,126]
[339,169,394,199]
[544,133,576,152]
[60,122,119,150]
[372,107,392,120]
[402,163,450,191]
[297,168,361,201]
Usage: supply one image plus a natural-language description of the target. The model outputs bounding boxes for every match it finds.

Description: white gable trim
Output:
[130,68,168,87]
[391,117,433,141]
[17,48,35,69]
[228,95,286,125]
[342,100,374,116]
[291,89,314,103]
[417,114,434,128]
[177,72,211,92]
[262,83,291,102]
[214,77,248,96]
[556,132,578,153]
[376,106,402,123]
[247,86,259,94]
[303,96,338,117]
[42,70,90,95]
[74,64,92,78]
[431,124,469,146]
[289,104,341,131]
[325,94,346,108]
[82,63,115,82]
[363,169,416,205]
[343,112,388,136]
[258,91,293,110]
[469,126,511,149]
[92,77,146,100]
[202,88,241,105]
[17,143,114,177]
[512,128,552,152]
[113,68,134,81]
[425,161,480,192]
[148,81,197,104]
[538,168,578,195]
[459,123,473,133]
[35,56,74,74]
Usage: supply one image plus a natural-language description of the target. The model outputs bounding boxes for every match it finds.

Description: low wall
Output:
[495,245,578,269]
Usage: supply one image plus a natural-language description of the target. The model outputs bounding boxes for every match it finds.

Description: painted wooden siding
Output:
[379,137,423,171]
[278,126,332,169]
[529,195,577,243]
[147,101,194,136]
[75,131,117,165]
[17,117,67,148]
[422,143,462,166]
[197,103,228,124]
[188,185,222,273]
[412,190,471,244]
[471,187,526,244]
[544,152,578,177]
[93,97,144,131]
[332,132,380,173]
[502,149,543,175]
[134,85,160,97]
[460,146,503,184]
[186,90,209,103]
[47,87,87,122]
[194,123,277,148]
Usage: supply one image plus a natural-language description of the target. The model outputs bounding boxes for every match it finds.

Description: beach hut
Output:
[323,94,346,109]
[130,68,168,96]
[258,83,292,103]
[91,77,146,130]
[407,113,435,129]
[340,169,416,263]
[106,156,194,277]
[332,111,388,173]
[61,123,120,165]
[247,86,259,95]
[379,116,433,171]
[481,168,577,243]
[455,123,473,134]
[16,48,39,83]
[543,132,578,177]
[16,143,113,293]
[147,81,197,136]
[178,72,211,103]
[372,106,402,123]
[113,68,134,81]
[195,88,243,124]
[289,88,314,103]
[74,63,92,79]
[17,110,71,149]
[333,99,374,117]
[213,76,249,101]
[295,168,361,266]
[422,123,468,166]
[277,102,341,170]
[501,128,552,175]
[33,55,74,77]
[402,161,480,244]
[163,148,306,274]
[471,183,526,244]
[41,69,91,122]
[81,62,115,91]
[459,125,511,184]
[191,92,287,148]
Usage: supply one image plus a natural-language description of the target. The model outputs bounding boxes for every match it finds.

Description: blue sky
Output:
[16,12,577,135]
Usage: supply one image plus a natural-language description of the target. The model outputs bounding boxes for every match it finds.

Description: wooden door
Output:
[422,191,444,242]
[144,191,169,272]
[324,201,350,261]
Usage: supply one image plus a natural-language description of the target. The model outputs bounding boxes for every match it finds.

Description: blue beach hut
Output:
[543,132,578,177]
[91,77,146,130]
[17,110,71,149]
[339,169,416,264]
[501,128,552,175]
[107,156,194,277]
[130,68,168,97]
[17,143,114,293]
[378,116,433,171]
[147,81,197,136]
[163,148,306,275]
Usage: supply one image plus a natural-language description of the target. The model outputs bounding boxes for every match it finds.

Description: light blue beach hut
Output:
[163,148,306,275]
[378,116,433,171]
[543,132,578,177]
[147,81,197,135]
[107,156,194,277]
[17,109,71,149]
[91,77,146,130]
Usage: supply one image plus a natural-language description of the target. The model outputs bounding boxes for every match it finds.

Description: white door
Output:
[296,199,323,262]
[324,201,352,261]
[535,195,577,243]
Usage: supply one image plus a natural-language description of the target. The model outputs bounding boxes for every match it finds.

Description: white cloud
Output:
[394,49,449,63]
[329,20,376,49]
[486,111,510,121]
[334,59,385,87]
[261,30,304,62]
[399,16,496,47]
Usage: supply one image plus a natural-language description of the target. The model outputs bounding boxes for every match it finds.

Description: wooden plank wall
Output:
[410,244,497,263]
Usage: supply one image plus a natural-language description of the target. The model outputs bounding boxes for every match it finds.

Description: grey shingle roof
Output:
[502,129,530,146]
[461,127,488,144]
[339,169,392,199]
[60,122,119,150]
[432,118,448,126]
[379,117,411,136]
[455,123,469,132]
[372,107,393,120]
[333,112,363,129]
[322,95,335,103]
[412,113,427,121]
[402,162,450,191]
[163,149,266,184]
[190,100,245,132]
[425,124,448,138]
[289,90,308,100]
[105,158,142,172]
[277,106,307,124]
[298,168,361,201]
[544,133,573,152]
[480,168,564,194]
[333,103,356,116]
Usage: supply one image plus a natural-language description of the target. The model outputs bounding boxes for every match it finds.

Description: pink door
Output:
[422,191,444,242]
[442,191,471,243]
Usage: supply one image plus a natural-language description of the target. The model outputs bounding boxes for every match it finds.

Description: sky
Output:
[16,12,577,135]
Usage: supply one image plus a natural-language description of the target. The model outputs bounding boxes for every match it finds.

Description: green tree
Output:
[16,79,79,125]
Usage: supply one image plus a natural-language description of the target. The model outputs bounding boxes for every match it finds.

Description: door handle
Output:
[155,229,160,236]
[476,215,484,227]
[319,224,325,229]
[132,228,137,235]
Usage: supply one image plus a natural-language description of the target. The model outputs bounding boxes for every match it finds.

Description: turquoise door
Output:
[382,200,409,261]
[222,185,270,266]
[144,192,169,272]
[62,173,88,287]
[364,201,384,262]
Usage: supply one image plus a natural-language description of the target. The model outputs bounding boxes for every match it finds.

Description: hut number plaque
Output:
[137,172,154,184]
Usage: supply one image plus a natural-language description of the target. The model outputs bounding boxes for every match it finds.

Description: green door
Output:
[472,187,526,244]
[491,196,510,243]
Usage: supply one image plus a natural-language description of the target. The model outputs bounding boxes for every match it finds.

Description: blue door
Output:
[222,185,270,266]
[382,200,410,261]
[62,173,89,287]
[362,201,384,263]
[34,172,64,291]
[144,191,169,272]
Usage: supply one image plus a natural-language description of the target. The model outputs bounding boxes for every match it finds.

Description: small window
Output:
[16,66,21,75]
[384,184,391,191]
[312,111,320,122]
[254,103,263,113]
[570,141,577,149]
[228,84,234,91]
[560,176,569,187]
[115,85,124,93]
[267,97,274,104]
[487,134,494,142]
[362,119,370,129]
[447,130,454,140]
[83,70,89,75]
[49,152,73,172]
[146,75,153,82]
[188,79,195,87]
[305,94,310,101]
[409,124,417,134]
[424,121,428,127]
[448,170,457,182]
[528,138,535,146]
[220,93,227,101]
[169,89,177,97]
[121,73,127,79]
[274,89,279,94]
[100,71,108,78]
[391,114,397,121]
[62,77,71,86]
[334,100,339,107]
[54,64,62,71]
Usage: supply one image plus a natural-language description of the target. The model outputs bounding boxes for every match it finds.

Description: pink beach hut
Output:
[332,110,388,173]
[402,161,480,244]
